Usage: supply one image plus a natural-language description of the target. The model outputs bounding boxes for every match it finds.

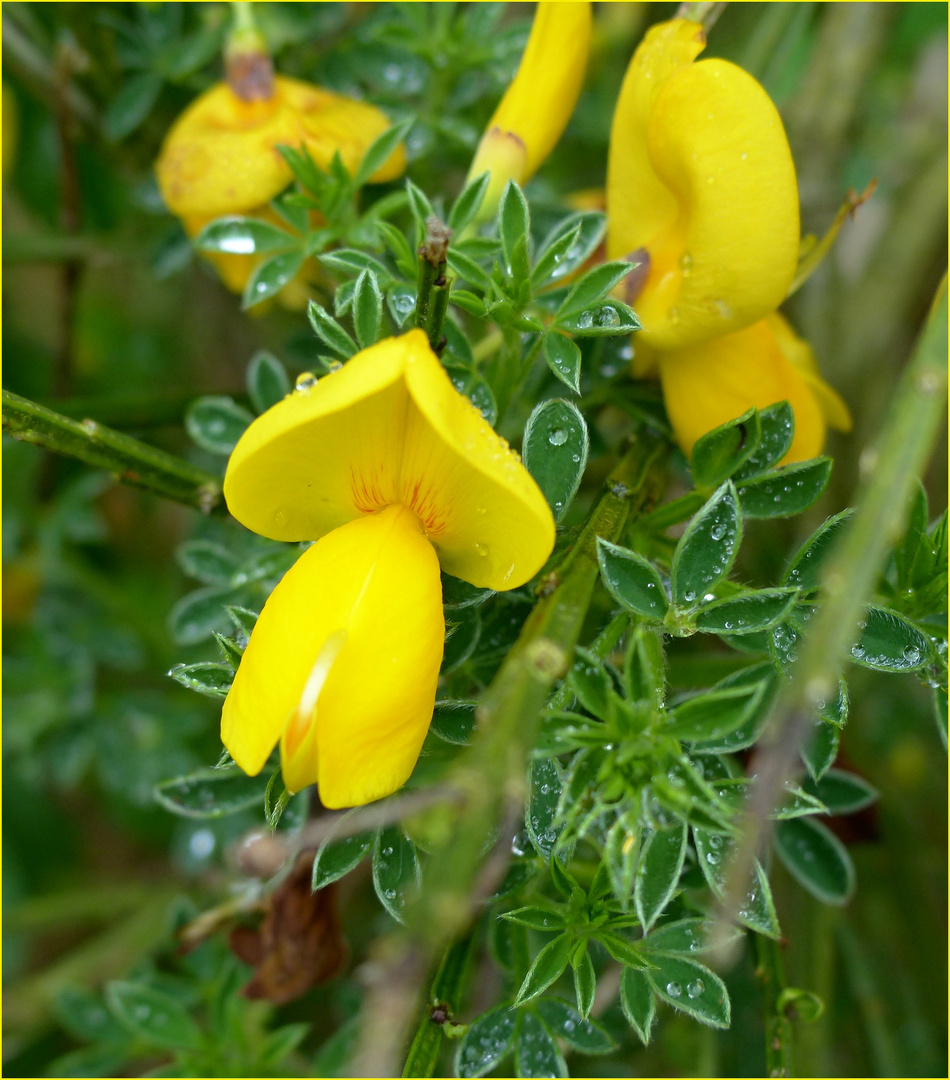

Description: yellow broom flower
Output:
[606,18,799,352]
[467,1,592,219]
[221,329,555,807]
[156,76,406,298]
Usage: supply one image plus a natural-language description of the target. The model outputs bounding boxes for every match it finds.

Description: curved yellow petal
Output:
[222,504,444,808]
[224,329,555,590]
[657,318,827,464]
[157,76,405,217]
[607,18,799,351]
[767,311,852,432]
[467,1,592,217]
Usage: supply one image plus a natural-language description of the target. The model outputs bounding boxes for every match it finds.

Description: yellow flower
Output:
[467,1,592,219]
[221,329,555,807]
[156,76,406,298]
[606,18,799,352]
[657,313,852,464]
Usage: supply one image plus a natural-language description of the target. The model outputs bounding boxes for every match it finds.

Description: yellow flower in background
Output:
[467,1,592,220]
[606,17,849,463]
[658,313,852,464]
[156,76,406,299]
[606,18,799,352]
[222,329,555,807]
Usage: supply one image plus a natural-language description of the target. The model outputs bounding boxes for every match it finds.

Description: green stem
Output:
[349,430,668,1079]
[2,389,224,514]
[710,276,947,960]
[676,2,727,30]
[756,934,792,1077]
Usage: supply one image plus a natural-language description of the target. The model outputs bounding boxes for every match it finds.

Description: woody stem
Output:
[348,428,669,1079]
[1,389,225,514]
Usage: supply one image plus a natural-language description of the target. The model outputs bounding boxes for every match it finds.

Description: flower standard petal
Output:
[157,76,404,218]
[222,504,444,807]
[223,330,555,590]
[607,18,799,351]
[657,317,829,464]
[467,1,592,219]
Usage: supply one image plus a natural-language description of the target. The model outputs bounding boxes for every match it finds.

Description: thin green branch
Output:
[756,934,792,1077]
[710,275,948,962]
[2,389,224,514]
[348,430,669,1079]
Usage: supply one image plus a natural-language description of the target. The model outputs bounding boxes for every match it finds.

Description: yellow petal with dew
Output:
[657,318,828,464]
[222,504,444,808]
[157,76,405,217]
[607,18,799,351]
[467,1,592,219]
[767,311,852,432]
[224,329,555,590]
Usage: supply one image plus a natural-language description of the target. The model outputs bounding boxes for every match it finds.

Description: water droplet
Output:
[274,510,287,526]
[668,306,681,324]
[687,979,705,998]
[705,851,720,865]
[295,371,318,392]
[475,542,489,557]
[563,1019,576,1033]
[902,645,921,664]
[571,453,581,463]
[666,982,683,998]
[383,846,394,856]
[548,427,569,446]
[577,311,595,329]
[678,252,693,276]
[851,644,866,660]
[596,305,622,328]
[683,590,697,603]
[327,361,343,373]
[740,152,748,161]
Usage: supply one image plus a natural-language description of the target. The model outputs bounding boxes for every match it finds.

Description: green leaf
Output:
[195,216,295,256]
[47,1045,129,1078]
[312,828,375,890]
[514,1012,568,1078]
[526,757,564,859]
[185,395,254,455]
[406,179,435,244]
[671,481,742,607]
[802,719,841,781]
[227,604,259,638]
[175,539,236,584]
[154,765,270,819]
[168,585,232,645]
[802,768,878,814]
[598,931,648,968]
[850,604,932,670]
[242,250,305,309]
[620,967,655,1044]
[353,118,413,188]
[690,665,777,753]
[275,143,326,195]
[106,981,204,1050]
[695,588,798,635]
[312,1015,360,1078]
[572,949,596,1020]
[448,171,491,232]
[543,333,582,393]
[641,917,739,957]
[567,648,612,719]
[536,997,615,1052]
[430,700,477,745]
[604,812,640,907]
[733,402,795,478]
[450,289,486,317]
[690,409,761,490]
[319,248,393,284]
[533,211,607,287]
[774,817,856,904]
[634,820,688,932]
[442,606,481,672]
[372,827,420,922]
[557,299,640,336]
[665,683,766,742]
[693,828,781,937]
[168,661,233,698]
[737,458,831,519]
[455,1007,517,1078]
[776,987,825,1023]
[522,399,588,521]
[501,906,566,932]
[556,260,634,321]
[352,268,383,349]
[783,509,854,591]
[498,181,530,280]
[247,350,291,413]
[376,220,416,279]
[104,71,163,140]
[261,1023,311,1068]
[515,932,572,1004]
[387,282,417,328]
[307,300,358,358]
[597,539,669,619]
[646,955,730,1028]
[934,686,948,750]
[53,986,128,1043]
[264,771,291,830]
[447,248,493,292]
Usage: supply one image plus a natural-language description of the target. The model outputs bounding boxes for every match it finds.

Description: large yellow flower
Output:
[221,330,555,807]
[607,17,849,463]
[467,1,592,220]
[156,76,406,299]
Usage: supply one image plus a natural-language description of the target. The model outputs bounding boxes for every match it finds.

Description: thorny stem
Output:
[2,389,225,514]
[416,216,452,352]
[709,276,948,963]
[401,934,475,1078]
[348,430,669,1078]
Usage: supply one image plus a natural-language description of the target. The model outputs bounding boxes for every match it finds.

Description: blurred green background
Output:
[2,3,946,1077]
